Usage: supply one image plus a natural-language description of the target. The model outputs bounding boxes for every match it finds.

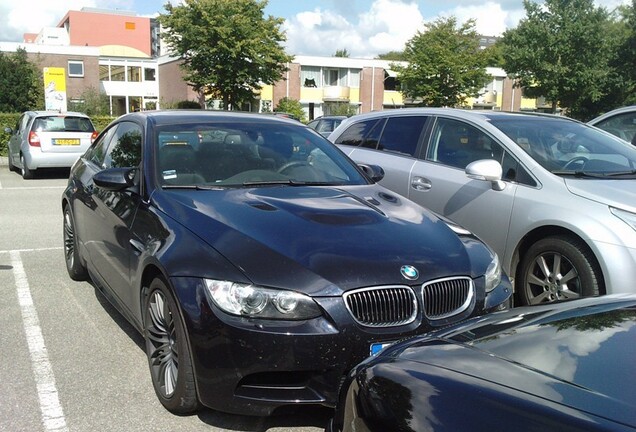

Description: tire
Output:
[63,205,89,281]
[519,236,600,305]
[8,153,16,172]
[144,277,199,414]
[20,154,34,179]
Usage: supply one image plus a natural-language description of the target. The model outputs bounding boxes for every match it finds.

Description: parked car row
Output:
[5,105,634,428]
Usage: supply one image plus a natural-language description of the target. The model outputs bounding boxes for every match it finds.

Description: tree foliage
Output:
[158,0,292,110]
[392,17,490,107]
[334,49,350,58]
[68,86,110,116]
[274,97,306,122]
[500,0,615,118]
[0,48,43,112]
[376,51,406,61]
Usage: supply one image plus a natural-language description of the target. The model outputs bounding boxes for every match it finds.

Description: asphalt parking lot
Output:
[0,163,330,432]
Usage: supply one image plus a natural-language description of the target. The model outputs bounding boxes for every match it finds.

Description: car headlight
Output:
[204,279,322,320]
[611,207,636,231]
[484,253,502,292]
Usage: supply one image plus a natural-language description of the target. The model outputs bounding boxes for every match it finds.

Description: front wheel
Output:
[144,277,199,414]
[518,236,601,305]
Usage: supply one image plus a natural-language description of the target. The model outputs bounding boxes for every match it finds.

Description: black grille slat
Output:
[344,286,417,328]
[422,277,473,319]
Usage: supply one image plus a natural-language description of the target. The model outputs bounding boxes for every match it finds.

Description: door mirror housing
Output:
[358,163,385,182]
[93,168,136,191]
[466,159,506,191]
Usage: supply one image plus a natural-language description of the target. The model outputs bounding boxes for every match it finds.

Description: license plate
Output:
[370,341,393,356]
[53,138,80,146]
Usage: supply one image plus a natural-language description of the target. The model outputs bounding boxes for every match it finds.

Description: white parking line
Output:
[10,250,69,432]
[0,247,63,255]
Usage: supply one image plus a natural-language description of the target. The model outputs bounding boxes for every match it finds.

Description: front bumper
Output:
[170,276,512,415]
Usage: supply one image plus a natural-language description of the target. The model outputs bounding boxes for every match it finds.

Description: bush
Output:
[0,112,21,156]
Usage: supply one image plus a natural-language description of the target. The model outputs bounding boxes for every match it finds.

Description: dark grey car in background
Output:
[329,108,636,306]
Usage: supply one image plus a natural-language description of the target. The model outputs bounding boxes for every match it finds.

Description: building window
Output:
[301,66,321,88]
[68,60,84,78]
[99,65,109,81]
[128,66,141,82]
[144,68,156,81]
[111,65,125,81]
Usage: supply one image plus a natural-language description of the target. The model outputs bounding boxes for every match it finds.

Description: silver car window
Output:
[428,117,504,169]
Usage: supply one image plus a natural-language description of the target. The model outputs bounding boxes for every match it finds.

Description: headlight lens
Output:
[484,253,502,292]
[204,279,322,320]
[611,207,636,231]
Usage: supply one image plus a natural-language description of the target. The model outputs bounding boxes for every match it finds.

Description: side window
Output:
[501,152,536,186]
[88,126,118,167]
[427,118,505,169]
[595,112,636,143]
[377,116,427,156]
[333,118,384,149]
[17,114,29,133]
[105,122,142,168]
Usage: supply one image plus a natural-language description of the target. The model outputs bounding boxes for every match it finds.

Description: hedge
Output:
[0,113,116,156]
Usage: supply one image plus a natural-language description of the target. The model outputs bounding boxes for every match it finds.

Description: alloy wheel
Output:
[524,251,581,304]
[146,290,179,398]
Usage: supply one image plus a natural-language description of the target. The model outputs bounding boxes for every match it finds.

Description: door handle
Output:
[411,176,432,191]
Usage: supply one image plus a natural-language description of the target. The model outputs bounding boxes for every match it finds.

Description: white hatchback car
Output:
[5,111,97,179]
[330,108,636,306]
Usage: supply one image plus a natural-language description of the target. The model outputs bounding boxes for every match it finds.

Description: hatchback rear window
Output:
[32,116,95,133]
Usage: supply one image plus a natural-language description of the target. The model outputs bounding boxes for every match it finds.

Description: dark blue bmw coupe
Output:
[62,110,511,415]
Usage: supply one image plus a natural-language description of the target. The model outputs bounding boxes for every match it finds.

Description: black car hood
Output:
[151,184,479,294]
[386,296,636,426]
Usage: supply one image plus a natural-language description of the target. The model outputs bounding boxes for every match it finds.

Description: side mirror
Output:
[358,163,385,182]
[466,159,506,191]
[93,167,136,191]
[4,127,13,134]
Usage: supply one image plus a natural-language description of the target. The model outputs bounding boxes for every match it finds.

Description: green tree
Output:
[67,86,110,116]
[274,97,306,122]
[376,51,406,61]
[615,1,636,106]
[500,0,615,119]
[392,17,490,107]
[334,48,350,58]
[0,48,43,112]
[158,0,292,110]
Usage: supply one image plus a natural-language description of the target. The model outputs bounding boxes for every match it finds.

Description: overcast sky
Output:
[0,0,630,58]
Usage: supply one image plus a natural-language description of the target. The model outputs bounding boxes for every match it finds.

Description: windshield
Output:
[33,115,95,133]
[489,116,636,176]
[154,121,368,187]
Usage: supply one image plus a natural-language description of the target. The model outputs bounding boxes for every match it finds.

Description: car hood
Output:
[388,296,636,426]
[152,185,480,294]
[564,178,636,213]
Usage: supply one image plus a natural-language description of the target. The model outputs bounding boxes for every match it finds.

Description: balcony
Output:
[323,86,350,102]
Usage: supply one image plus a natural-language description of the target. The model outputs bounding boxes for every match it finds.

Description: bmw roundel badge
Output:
[400,265,419,281]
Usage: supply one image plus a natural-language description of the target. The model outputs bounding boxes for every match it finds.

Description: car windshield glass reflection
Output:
[489,117,636,177]
[155,123,365,187]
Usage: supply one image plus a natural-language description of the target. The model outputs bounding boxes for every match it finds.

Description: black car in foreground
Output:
[62,110,511,415]
[329,295,636,432]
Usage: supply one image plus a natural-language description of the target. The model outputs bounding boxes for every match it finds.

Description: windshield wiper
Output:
[552,170,608,178]
[242,180,336,187]
[162,184,224,190]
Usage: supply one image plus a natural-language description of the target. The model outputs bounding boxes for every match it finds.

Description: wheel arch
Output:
[511,225,606,301]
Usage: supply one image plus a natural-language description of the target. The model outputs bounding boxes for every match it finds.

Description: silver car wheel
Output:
[525,252,581,304]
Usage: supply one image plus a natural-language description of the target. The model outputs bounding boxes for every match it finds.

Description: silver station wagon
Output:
[330,108,636,305]
[5,110,97,179]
